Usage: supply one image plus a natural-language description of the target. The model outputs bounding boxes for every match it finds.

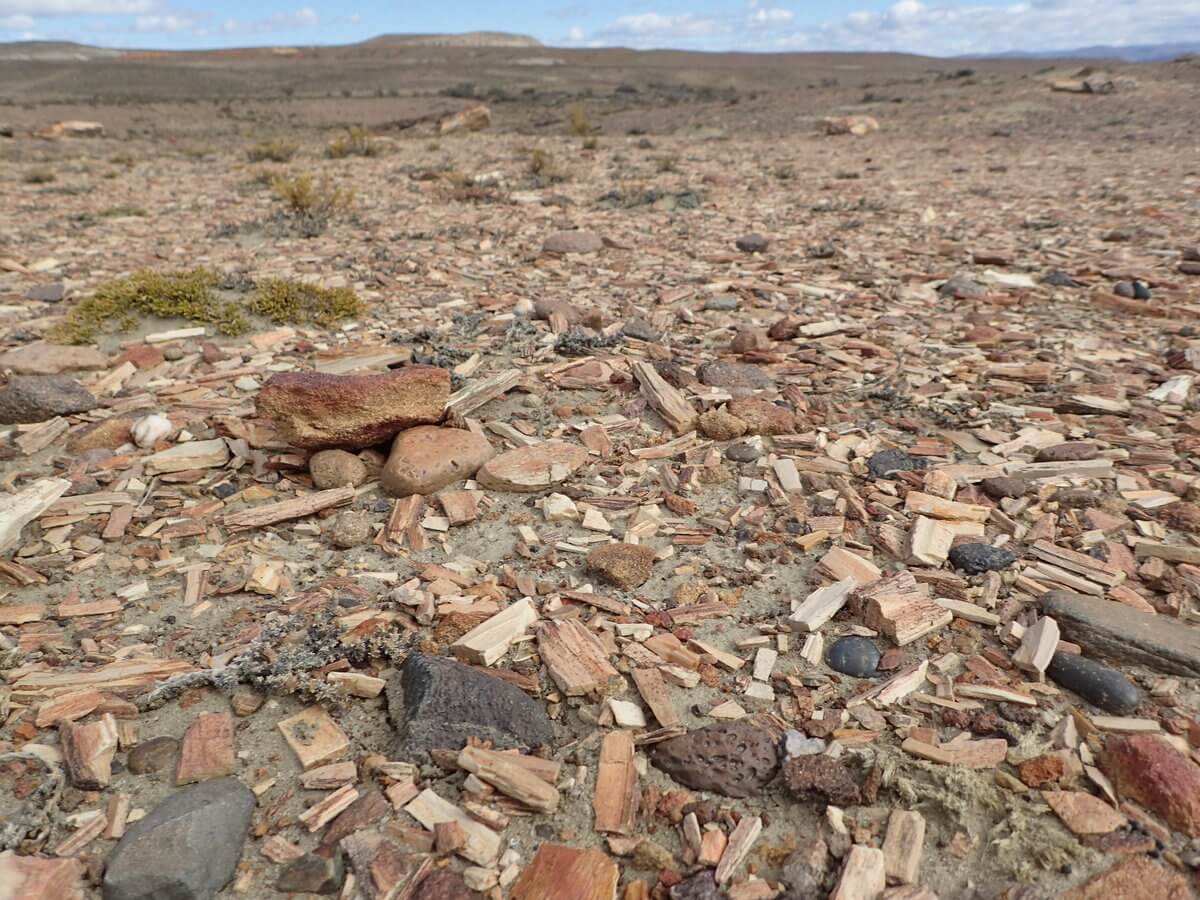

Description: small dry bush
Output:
[271,173,354,236]
[326,127,382,159]
[247,138,299,163]
[567,104,593,136]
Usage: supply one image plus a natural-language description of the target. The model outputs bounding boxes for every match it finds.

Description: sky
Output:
[1,0,1197,57]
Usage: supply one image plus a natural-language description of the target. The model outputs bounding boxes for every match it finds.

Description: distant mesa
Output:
[358,32,542,49]
[0,40,123,62]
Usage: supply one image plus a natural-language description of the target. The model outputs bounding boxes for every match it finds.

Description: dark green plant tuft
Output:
[49,268,247,344]
[249,279,366,328]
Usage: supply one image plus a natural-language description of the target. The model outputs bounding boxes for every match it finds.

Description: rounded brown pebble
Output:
[309,449,368,490]
[328,510,372,548]
[726,397,798,435]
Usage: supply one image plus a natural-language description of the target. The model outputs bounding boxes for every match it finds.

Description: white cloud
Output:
[222,6,321,35]
[0,0,153,14]
[1,12,33,27]
[568,0,1200,55]
[132,12,195,33]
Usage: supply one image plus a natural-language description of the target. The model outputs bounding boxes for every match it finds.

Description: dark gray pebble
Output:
[1114,281,1135,298]
[735,233,769,253]
[1046,651,1142,715]
[827,636,880,678]
[725,442,760,463]
[867,448,927,480]
[981,475,1028,499]
[948,543,1015,575]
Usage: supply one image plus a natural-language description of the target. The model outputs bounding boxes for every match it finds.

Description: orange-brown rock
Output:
[1059,854,1193,900]
[256,366,448,450]
[1100,734,1200,837]
[726,397,800,435]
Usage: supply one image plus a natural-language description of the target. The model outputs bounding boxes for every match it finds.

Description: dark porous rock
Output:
[981,475,1029,499]
[542,230,603,254]
[387,652,553,760]
[696,361,772,390]
[102,777,254,900]
[827,636,880,678]
[0,374,97,424]
[126,736,180,775]
[866,448,926,480]
[414,870,480,900]
[726,397,800,435]
[670,871,727,900]
[1155,501,1200,534]
[725,442,761,463]
[782,754,861,806]
[650,721,780,799]
[1042,590,1200,678]
[735,233,769,253]
[653,360,689,389]
[276,852,345,894]
[1041,271,1082,288]
[256,366,449,450]
[1035,441,1098,463]
[948,543,1016,575]
[703,294,739,312]
[586,542,656,589]
[622,318,661,342]
[1046,652,1141,715]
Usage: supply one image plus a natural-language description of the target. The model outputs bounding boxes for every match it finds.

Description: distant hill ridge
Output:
[967,42,1200,62]
[358,32,541,48]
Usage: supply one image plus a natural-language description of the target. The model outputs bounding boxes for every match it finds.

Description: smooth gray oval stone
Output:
[949,543,1016,575]
[827,636,880,678]
[725,442,760,463]
[1046,651,1141,715]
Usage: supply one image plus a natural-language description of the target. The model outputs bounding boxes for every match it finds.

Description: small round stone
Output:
[1114,281,1135,298]
[867,448,926,480]
[704,294,739,312]
[725,442,760,463]
[948,543,1016,575]
[827,636,880,678]
[1133,280,1152,300]
[309,449,368,490]
[1046,652,1141,715]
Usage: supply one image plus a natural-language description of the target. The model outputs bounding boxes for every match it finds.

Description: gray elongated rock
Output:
[386,652,553,760]
[102,777,254,900]
[1046,651,1142,715]
[0,374,97,424]
[1041,591,1200,678]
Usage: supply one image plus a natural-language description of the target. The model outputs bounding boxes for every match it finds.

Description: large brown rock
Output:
[650,721,779,798]
[0,374,97,424]
[256,366,448,450]
[726,397,800,435]
[782,754,861,806]
[1100,734,1200,837]
[381,426,494,496]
